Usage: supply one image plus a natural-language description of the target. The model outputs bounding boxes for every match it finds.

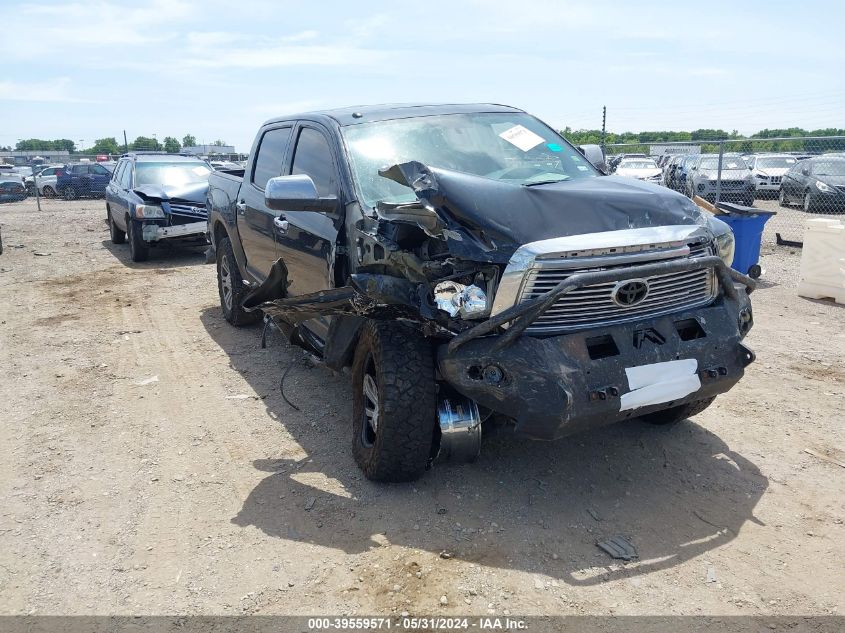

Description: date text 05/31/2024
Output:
[307,617,528,630]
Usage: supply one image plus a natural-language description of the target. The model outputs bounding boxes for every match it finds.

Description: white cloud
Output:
[0,78,89,103]
[182,44,388,69]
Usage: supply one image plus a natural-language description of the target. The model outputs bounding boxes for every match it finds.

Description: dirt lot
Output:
[1,197,843,617]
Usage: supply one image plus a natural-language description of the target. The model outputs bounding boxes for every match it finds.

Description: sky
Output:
[1,0,843,153]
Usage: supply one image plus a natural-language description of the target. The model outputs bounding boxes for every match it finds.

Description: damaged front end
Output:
[133,183,209,242]
[246,160,756,455]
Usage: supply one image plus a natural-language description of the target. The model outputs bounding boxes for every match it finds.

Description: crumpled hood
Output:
[380,161,706,263]
[133,181,208,204]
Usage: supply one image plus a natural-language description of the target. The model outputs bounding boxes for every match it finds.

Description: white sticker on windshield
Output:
[576,165,589,171]
[498,125,545,152]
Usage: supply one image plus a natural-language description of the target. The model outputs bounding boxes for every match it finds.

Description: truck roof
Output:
[263,103,524,127]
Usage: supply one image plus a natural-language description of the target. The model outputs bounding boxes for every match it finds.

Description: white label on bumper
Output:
[142,221,206,242]
[619,359,701,411]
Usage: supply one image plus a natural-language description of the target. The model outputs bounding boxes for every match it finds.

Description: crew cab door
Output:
[273,124,343,341]
[238,125,294,281]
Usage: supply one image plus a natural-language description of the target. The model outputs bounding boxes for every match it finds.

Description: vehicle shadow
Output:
[99,239,209,270]
[200,307,767,586]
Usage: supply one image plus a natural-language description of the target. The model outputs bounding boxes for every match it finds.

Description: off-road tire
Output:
[216,236,260,326]
[351,320,437,482]
[639,397,716,426]
[107,207,125,244]
[127,218,149,262]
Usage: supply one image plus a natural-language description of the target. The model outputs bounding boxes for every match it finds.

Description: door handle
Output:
[273,217,289,233]
[236,201,246,215]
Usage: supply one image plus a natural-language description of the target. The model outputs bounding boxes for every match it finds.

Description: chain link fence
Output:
[5,152,242,218]
[604,136,845,246]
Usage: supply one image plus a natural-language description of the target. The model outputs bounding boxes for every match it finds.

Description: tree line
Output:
[561,127,845,154]
[10,135,230,154]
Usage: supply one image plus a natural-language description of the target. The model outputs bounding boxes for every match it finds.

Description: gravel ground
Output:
[0,197,843,617]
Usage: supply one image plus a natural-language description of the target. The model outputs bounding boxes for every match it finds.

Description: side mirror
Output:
[265,174,337,213]
[577,144,608,173]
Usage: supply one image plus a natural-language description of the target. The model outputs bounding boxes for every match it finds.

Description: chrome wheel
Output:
[219,254,233,312]
[361,358,379,447]
[779,188,787,207]
[803,192,812,212]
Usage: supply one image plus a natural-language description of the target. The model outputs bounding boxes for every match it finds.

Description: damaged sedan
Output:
[206,103,756,482]
[105,153,212,262]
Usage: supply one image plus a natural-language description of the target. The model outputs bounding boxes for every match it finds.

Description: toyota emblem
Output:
[611,279,650,307]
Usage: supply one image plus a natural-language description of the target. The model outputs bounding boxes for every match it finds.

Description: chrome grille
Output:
[168,203,207,219]
[518,242,716,333]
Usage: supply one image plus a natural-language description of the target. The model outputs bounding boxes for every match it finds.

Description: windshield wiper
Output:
[523,178,569,187]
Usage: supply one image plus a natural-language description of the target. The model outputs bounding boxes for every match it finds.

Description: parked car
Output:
[105,153,213,261]
[24,165,63,197]
[0,175,27,202]
[686,155,755,205]
[779,155,845,213]
[56,162,113,199]
[206,103,755,482]
[746,154,797,196]
[613,157,663,182]
[670,154,698,192]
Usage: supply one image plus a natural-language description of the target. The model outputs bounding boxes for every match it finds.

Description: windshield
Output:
[619,160,657,169]
[134,162,211,187]
[342,112,597,208]
[756,157,796,169]
[699,157,747,170]
[813,160,845,177]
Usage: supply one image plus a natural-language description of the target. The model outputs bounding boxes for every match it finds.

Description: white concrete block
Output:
[797,218,845,305]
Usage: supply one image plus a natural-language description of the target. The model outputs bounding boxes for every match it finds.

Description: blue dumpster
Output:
[715,202,776,279]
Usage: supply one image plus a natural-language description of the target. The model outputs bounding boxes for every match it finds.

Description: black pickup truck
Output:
[207,103,756,482]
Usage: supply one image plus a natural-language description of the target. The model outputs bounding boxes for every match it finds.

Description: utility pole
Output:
[123,130,129,153]
[600,105,607,153]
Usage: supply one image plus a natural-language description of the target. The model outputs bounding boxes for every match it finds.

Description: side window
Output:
[290,127,337,197]
[112,162,124,183]
[122,163,134,188]
[91,164,110,176]
[42,168,56,176]
[251,127,292,190]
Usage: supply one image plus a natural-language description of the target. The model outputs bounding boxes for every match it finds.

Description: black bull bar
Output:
[449,256,756,353]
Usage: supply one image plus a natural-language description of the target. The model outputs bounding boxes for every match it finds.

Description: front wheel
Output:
[127,218,149,262]
[638,397,716,426]
[216,236,260,326]
[778,188,789,207]
[62,186,78,200]
[803,191,814,213]
[351,321,437,482]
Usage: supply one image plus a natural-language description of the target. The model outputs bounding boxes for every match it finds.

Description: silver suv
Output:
[686,155,755,205]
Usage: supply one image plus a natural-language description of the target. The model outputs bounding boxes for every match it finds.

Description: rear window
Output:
[252,127,293,189]
[134,161,211,187]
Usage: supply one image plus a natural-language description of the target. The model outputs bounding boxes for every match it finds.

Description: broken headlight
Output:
[134,204,165,219]
[434,281,488,319]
